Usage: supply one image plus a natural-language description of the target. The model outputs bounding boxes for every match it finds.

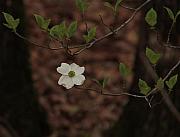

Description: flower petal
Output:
[72,75,85,85]
[70,63,85,75]
[58,75,74,89]
[57,63,70,75]
[70,63,79,70]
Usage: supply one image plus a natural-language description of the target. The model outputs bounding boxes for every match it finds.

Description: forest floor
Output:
[25,0,141,137]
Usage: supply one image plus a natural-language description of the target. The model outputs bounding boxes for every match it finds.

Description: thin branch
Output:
[75,87,145,98]
[99,14,113,32]
[14,32,86,50]
[74,86,153,108]
[75,56,180,112]
[166,21,175,44]
[14,32,62,50]
[153,28,180,49]
[72,0,152,55]
[11,0,151,55]
[140,52,180,122]
[163,59,180,81]
[120,4,136,11]
[163,43,180,49]
[145,97,152,108]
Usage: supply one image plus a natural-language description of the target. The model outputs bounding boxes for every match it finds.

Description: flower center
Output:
[68,71,75,77]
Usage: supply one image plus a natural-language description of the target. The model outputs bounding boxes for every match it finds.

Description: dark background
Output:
[0,0,179,137]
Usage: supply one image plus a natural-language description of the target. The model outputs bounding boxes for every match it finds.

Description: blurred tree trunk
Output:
[106,0,180,137]
[0,0,49,137]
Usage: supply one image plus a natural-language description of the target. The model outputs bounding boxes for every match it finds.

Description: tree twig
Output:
[140,52,180,122]
[72,0,152,55]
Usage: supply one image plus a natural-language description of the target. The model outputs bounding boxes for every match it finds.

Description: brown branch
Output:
[153,29,180,49]
[72,0,152,55]
[99,14,113,32]
[140,52,180,122]
[14,32,62,50]
[163,59,180,81]
[12,0,151,55]
[164,43,180,49]
[166,21,175,44]
[120,4,136,11]
[74,57,180,111]
[74,87,153,107]
[75,87,145,98]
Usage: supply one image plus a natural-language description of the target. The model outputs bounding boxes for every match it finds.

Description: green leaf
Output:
[3,12,14,25]
[83,27,96,43]
[88,27,96,39]
[119,63,131,78]
[146,48,161,64]
[2,12,20,31]
[156,78,164,90]
[3,23,13,29]
[164,7,175,21]
[67,21,78,38]
[50,22,67,39]
[104,2,114,11]
[165,74,178,90]
[50,25,61,38]
[34,14,50,30]
[138,79,151,95]
[175,10,180,21]
[13,19,20,29]
[99,77,109,88]
[83,35,89,43]
[145,8,157,27]
[76,0,88,13]
[115,0,123,12]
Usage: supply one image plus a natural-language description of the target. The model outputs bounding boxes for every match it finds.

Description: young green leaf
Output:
[156,78,164,90]
[76,0,88,13]
[138,79,151,95]
[2,12,20,31]
[115,0,123,12]
[14,19,20,28]
[50,25,59,37]
[88,27,96,39]
[83,27,96,43]
[3,12,14,24]
[50,22,67,39]
[145,8,157,27]
[146,48,161,64]
[34,14,51,30]
[119,63,131,78]
[164,7,175,21]
[3,23,13,29]
[99,77,109,88]
[59,22,67,38]
[175,10,180,21]
[67,21,78,38]
[50,27,61,38]
[83,35,90,43]
[104,2,114,11]
[165,74,178,90]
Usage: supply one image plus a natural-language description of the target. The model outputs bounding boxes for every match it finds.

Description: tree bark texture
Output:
[105,0,180,137]
[0,0,49,137]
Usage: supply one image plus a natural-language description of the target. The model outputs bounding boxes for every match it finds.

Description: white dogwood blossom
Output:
[57,63,85,89]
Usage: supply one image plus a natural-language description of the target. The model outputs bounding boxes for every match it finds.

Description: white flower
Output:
[57,63,85,89]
